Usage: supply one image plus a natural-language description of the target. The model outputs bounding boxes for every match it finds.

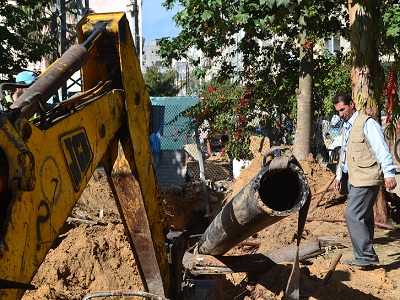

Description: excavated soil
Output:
[21,153,400,300]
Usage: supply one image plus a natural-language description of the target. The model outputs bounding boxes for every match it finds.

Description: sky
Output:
[142,0,181,45]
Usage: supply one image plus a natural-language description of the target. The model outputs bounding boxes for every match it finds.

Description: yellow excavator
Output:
[0,12,310,300]
[0,12,176,300]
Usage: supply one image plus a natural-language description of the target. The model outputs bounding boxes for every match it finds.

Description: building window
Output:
[324,36,340,53]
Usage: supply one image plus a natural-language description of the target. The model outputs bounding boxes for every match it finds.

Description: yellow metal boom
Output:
[0,12,170,300]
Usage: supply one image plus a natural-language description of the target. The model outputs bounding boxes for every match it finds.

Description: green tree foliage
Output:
[159,0,348,82]
[158,0,351,158]
[144,67,180,96]
[0,0,56,79]
[384,5,400,46]
[314,50,352,116]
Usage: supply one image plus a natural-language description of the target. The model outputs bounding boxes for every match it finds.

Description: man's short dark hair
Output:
[332,92,352,105]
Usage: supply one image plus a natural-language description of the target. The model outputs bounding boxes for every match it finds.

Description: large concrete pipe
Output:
[196,148,310,255]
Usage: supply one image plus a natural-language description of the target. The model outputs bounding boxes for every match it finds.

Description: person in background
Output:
[268,121,283,156]
[5,71,37,104]
[332,92,397,267]
[285,114,294,136]
[270,122,283,146]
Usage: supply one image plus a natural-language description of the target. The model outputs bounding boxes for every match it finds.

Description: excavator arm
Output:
[0,12,170,300]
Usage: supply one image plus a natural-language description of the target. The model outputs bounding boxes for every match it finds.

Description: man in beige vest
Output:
[332,92,397,267]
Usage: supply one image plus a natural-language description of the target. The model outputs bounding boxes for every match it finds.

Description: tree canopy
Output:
[144,67,180,96]
[0,0,56,79]
[157,0,400,159]
[158,0,352,159]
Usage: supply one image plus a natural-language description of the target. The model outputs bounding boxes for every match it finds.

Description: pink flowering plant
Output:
[182,78,276,160]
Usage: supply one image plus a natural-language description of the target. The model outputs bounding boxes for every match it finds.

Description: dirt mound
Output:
[227,152,400,300]
[21,154,400,300]
[23,224,142,300]
[23,171,143,300]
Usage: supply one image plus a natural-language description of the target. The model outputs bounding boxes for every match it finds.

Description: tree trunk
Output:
[374,186,391,225]
[293,13,313,160]
[348,0,388,222]
[348,0,379,118]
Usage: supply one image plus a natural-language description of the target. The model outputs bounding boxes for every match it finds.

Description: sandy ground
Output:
[21,153,400,300]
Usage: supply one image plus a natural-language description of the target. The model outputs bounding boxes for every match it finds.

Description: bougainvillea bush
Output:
[180,78,280,161]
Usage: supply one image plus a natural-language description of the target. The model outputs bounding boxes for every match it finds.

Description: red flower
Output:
[208,85,215,93]
[301,39,312,50]
[384,62,397,124]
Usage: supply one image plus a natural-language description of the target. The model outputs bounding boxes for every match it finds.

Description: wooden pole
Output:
[194,124,212,222]
[309,176,335,213]
[184,238,324,275]
[321,254,342,287]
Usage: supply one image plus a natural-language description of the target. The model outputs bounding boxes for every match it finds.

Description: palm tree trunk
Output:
[348,0,380,119]
[293,13,313,160]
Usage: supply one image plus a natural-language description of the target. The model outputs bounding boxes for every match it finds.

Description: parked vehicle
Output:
[324,116,343,163]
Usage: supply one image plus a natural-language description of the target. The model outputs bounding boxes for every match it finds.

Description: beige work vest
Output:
[346,113,383,187]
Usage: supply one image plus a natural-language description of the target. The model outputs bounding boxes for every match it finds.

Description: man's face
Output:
[14,87,29,101]
[16,88,27,98]
[334,100,355,122]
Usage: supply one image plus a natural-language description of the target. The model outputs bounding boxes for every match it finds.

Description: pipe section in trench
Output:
[196,153,310,255]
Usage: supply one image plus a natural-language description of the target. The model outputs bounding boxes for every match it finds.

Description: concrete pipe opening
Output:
[258,163,307,214]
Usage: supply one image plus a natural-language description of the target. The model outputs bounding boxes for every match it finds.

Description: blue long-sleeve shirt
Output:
[336,111,397,180]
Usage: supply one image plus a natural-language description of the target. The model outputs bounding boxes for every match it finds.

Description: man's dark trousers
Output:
[345,180,380,261]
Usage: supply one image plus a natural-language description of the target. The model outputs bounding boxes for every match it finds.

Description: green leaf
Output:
[201,10,213,21]
[264,0,276,9]
[235,13,249,24]
[387,27,400,38]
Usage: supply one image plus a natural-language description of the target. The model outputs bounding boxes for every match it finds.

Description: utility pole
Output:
[127,0,143,70]
[51,0,90,101]
[138,0,143,70]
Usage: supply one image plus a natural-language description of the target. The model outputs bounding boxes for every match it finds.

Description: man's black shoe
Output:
[343,259,379,267]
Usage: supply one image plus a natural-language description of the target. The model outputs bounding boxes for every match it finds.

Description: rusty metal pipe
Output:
[196,159,309,255]
[11,45,88,119]
[11,24,106,120]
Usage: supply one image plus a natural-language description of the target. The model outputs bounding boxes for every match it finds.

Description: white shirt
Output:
[336,111,397,180]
